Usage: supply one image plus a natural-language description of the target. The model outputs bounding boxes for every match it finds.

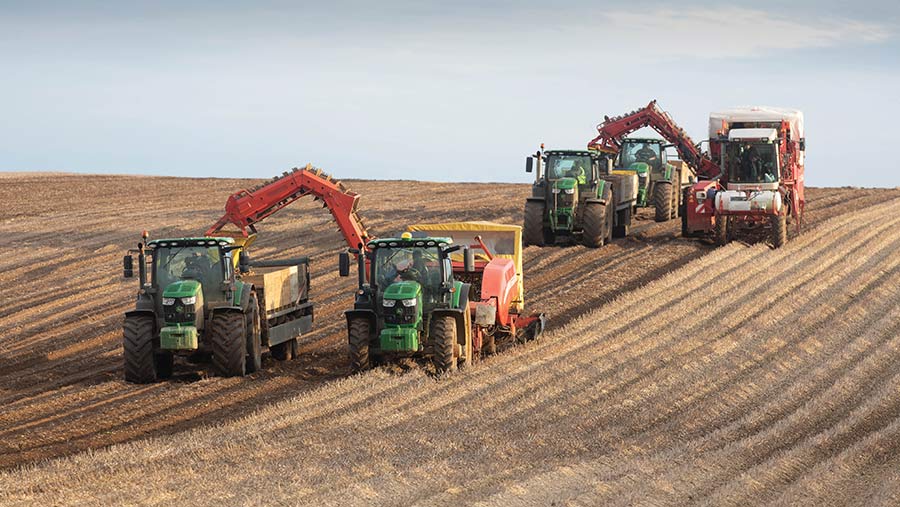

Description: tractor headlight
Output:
[162,298,176,305]
[551,188,561,194]
[383,299,396,308]
[181,296,197,305]
[564,188,575,194]
[401,298,417,307]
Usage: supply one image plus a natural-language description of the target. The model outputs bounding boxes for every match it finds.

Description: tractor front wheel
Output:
[124,314,158,384]
[771,214,787,248]
[653,182,673,222]
[431,316,457,373]
[523,200,548,247]
[210,312,247,377]
[348,318,371,373]
[582,200,609,248]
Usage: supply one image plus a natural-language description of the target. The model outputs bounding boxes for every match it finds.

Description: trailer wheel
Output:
[714,215,729,246]
[653,182,673,222]
[210,312,247,377]
[523,200,547,246]
[124,315,157,384]
[348,318,371,373]
[270,338,298,361]
[245,292,262,373]
[582,201,608,248]
[154,353,174,379]
[431,316,457,373]
[771,214,787,248]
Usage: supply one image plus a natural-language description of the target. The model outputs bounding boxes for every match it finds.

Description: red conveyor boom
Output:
[206,164,370,250]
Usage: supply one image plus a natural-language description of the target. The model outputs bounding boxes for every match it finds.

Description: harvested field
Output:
[1,179,899,506]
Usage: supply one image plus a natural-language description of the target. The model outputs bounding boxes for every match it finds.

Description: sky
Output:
[1,1,899,187]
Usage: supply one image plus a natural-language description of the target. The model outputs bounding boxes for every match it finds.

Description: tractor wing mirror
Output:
[463,247,475,273]
[339,252,351,277]
[123,255,134,278]
[525,157,533,173]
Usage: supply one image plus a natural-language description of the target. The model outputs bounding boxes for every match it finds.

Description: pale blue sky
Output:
[2,1,898,186]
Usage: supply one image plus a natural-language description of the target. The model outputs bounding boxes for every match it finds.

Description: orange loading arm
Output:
[206,164,371,250]
[587,99,721,179]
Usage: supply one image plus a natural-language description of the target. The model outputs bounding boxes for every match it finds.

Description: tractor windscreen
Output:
[373,247,443,302]
[620,142,662,171]
[546,154,591,181]
[154,246,225,299]
[725,142,778,184]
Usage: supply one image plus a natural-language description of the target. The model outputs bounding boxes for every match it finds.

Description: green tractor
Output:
[523,148,638,247]
[121,234,313,383]
[339,233,473,373]
[614,138,692,222]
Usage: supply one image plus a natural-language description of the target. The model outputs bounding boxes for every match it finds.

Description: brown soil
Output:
[0,173,896,471]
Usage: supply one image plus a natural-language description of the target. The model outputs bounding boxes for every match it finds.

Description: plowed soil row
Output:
[2,182,899,506]
[0,174,896,470]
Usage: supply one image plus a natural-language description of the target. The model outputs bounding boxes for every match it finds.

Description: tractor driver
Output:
[181,250,215,286]
[635,143,658,167]
[567,161,587,185]
[740,144,762,182]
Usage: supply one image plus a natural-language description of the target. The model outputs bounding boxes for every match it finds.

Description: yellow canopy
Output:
[406,221,524,312]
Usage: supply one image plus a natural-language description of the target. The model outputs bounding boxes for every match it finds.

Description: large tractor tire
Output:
[771,214,787,248]
[613,206,631,238]
[124,314,158,384]
[431,316,457,373]
[348,318,371,373]
[582,202,607,248]
[523,200,548,247]
[245,292,262,373]
[210,312,247,377]
[653,182,673,222]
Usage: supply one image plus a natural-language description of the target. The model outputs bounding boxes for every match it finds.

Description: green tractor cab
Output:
[121,234,313,383]
[614,138,692,222]
[523,148,638,247]
[340,233,473,373]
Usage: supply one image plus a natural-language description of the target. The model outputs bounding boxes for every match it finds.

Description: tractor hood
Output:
[626,162,650,174]
[162,279,202,299]
[383,281,421,300]
[553,178,578,190]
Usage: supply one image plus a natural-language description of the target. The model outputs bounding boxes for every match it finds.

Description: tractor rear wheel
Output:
[245,293,262,373]
[523,200,548,246]
[582,201,608,248]
[124,315,157,384]
[431,316,457,373]
[210,312,247,377]
[348,318,371,373]
[771,214,787,248]
[653,182,673,222]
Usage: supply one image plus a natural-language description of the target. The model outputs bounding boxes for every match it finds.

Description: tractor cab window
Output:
[546,154,590,184]
[154,246,225,300]
[620,142,662,172]
[373,246,443,303]
[725,142,779,184]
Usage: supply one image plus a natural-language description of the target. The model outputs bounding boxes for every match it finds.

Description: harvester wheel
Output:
[653,182,673,222]
[771,214,787,248]
[210,312,247,377]
[714,215,729,246]
[431,316,457,373]
[348,318,371,373]
[124,315,157,384]
[483,334,496,356]
[523,200,548,247]
[582,201,608,248]
[245,293,262,373]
